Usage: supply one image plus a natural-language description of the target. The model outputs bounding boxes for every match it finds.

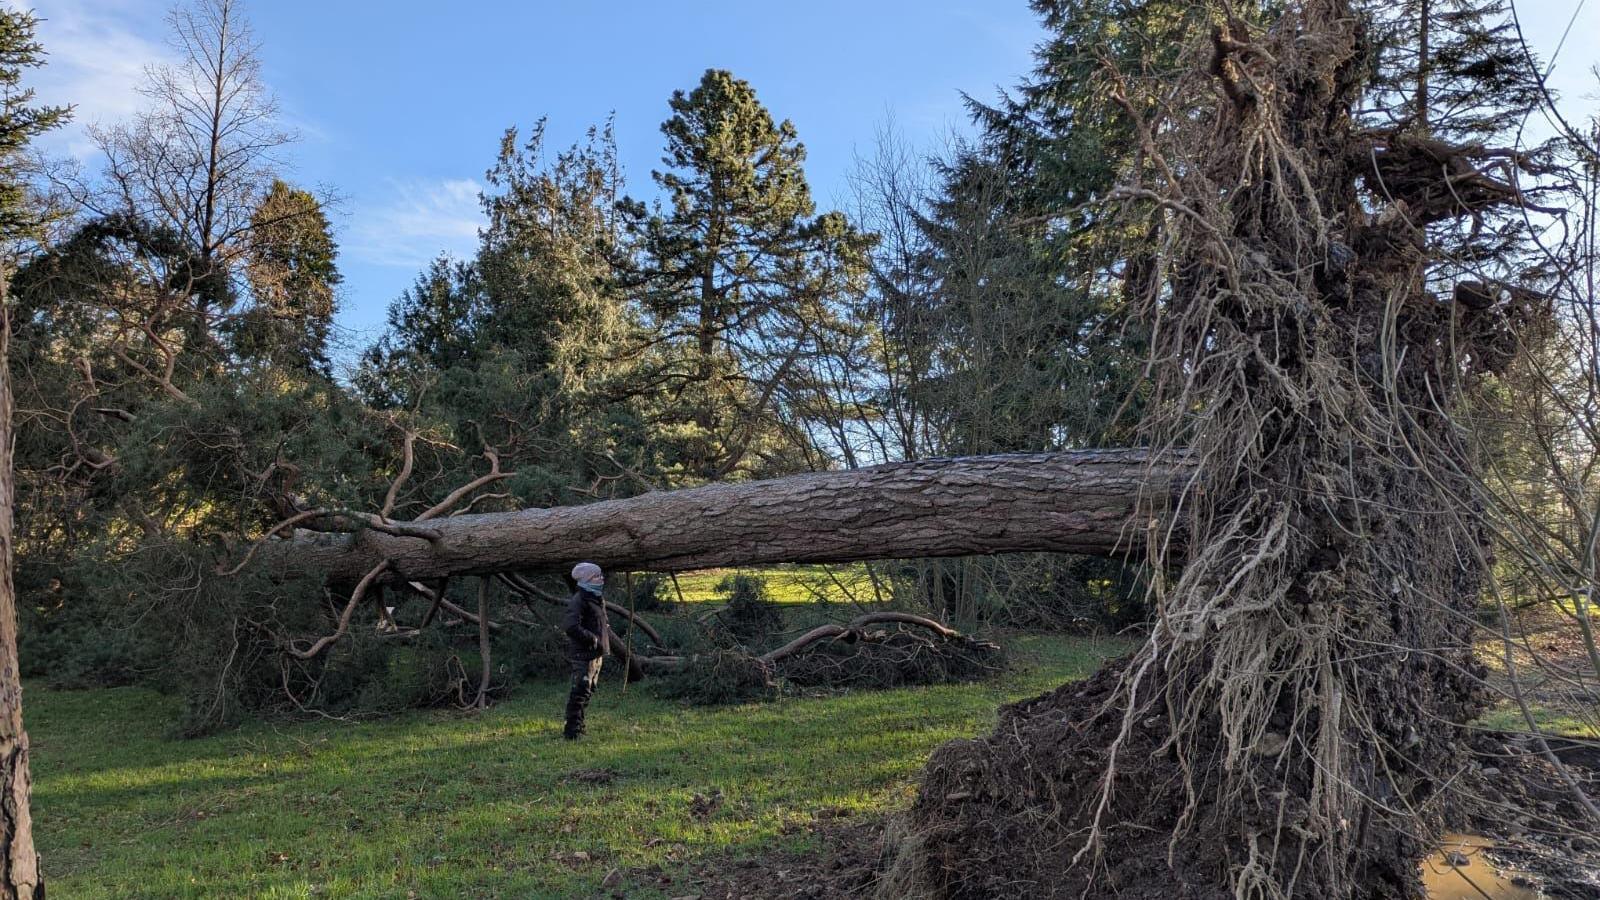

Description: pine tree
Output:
[1363,0,1548,268]
[861,1,1205,625]
[235,180,341,376]
[356,121,648,505]
[911,148,1133,456]
[360,255,481,395]
[621,69,873,481]
[474,119,627,370]
[1367,0,1543,142]
[912,0,1204,456]
[0,13,65,245]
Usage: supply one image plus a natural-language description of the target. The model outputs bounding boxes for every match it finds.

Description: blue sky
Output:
[21,0,1600,361]
[25,0,1045,356]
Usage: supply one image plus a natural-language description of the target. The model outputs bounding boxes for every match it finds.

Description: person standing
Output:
[562,562,610,739]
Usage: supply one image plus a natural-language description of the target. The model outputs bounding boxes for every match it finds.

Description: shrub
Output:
[651,649,777,705]
[620,572,673,613]
[716,574,781,641]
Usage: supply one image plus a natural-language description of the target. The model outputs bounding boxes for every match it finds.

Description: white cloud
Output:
[345,178,484,269]
[19,0,174,159]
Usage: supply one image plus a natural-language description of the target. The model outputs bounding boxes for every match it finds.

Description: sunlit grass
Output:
[29,633,1126,898]
[654,563,880,605]
[1475,703,1600,739]
[1470,600,1600,740]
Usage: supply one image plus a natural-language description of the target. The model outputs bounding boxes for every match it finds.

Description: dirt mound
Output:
[876,658,1352,899]
[646,704,1598,899]
[665,665,1599,899]
[870,657,1597,899]
[1454,734,1600,899]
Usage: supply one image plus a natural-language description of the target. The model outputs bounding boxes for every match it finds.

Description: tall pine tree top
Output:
[622,68,872,481]
[658,69,813,230]
[237,179,341,376]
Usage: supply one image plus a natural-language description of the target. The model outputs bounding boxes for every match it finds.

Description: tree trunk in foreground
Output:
[258,449,1179,585]
[0,305,40,897]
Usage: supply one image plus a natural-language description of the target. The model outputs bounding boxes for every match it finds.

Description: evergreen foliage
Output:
[0,10,67,242]
[620,69,874,482]
[234,180,341,376]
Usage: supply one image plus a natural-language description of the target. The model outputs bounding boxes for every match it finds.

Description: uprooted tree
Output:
[194,0,1591,878]
[13,0,1595,893]
[874,2,1593,898]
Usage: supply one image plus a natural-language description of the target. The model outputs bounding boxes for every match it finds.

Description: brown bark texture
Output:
[257,449,1178,585]
[0,306,40,898]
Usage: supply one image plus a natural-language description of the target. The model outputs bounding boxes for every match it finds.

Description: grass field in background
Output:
[1474,605,1600,739]
[30,633,1126,898]
[650,564,880,605]
[1475,704,1600,739]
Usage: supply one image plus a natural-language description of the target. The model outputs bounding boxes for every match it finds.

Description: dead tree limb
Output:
[417,578,448,629]
[760,612,995,666]
[286,561,390,659]
[405,580,504,634]
[632,611,992,677]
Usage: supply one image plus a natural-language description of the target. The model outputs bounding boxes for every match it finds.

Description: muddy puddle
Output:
[1422,834,1543,900]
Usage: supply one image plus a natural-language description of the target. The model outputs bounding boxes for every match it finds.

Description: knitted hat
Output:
[571,562,603,583]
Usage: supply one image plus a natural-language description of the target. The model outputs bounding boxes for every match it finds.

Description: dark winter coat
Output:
[563,589,611,662]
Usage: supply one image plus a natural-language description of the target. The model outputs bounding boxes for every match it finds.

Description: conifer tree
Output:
[236,180,341,376]
[1368,0,1543,141]
[621,69,873,481]
[358,255,481,400]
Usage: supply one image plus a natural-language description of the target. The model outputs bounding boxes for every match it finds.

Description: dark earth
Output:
[616,720,1598,899]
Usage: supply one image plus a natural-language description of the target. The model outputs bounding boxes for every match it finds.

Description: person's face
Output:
[586,573,605,588]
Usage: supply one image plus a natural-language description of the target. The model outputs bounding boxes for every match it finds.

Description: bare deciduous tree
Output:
[88,0,293,277]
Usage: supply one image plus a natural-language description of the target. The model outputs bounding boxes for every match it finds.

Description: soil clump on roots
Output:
[884,660,1260,899]
[868,0,1582,894]
[877,663,1600,898]
[660,699,1598,898]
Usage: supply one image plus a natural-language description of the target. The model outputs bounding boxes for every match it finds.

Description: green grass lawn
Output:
[653,564,879,605]
[29,633,1124,899]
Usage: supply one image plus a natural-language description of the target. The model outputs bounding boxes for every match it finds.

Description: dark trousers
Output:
[564,656,603,737]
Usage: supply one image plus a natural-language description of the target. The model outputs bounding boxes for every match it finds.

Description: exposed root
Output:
[883,1,1556,897]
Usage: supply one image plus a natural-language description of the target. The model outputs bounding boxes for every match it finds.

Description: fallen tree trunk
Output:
[256,449,1180,585]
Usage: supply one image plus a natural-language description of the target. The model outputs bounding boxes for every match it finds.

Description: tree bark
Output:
[0,303,40,897]
[257,449,1179,586]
